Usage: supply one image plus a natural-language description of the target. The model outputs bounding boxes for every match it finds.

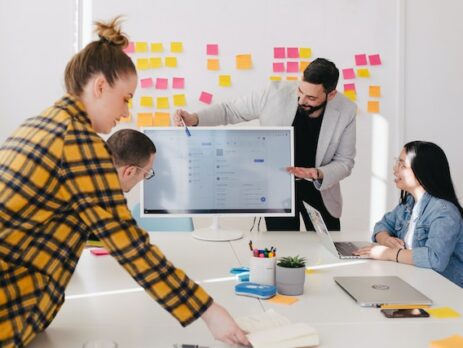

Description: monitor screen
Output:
[141,127,294,216]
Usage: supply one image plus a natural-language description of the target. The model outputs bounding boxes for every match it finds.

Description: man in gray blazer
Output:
[176,58,356,231]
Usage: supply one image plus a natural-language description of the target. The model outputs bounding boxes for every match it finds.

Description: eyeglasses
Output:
[133,166,155,180]
[393,157,409,171]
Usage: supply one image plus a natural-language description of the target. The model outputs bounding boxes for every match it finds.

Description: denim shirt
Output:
[373,192,463,287]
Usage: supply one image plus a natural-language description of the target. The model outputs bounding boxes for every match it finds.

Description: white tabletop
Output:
[29,231,463,348]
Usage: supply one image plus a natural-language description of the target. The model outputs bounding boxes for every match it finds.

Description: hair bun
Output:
[94,16,128,48]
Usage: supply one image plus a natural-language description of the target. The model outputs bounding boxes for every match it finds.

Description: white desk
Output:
[29,231,463,348]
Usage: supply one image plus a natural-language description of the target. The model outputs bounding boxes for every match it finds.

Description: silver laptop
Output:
[303,202,370,259]
[334,276,433,307]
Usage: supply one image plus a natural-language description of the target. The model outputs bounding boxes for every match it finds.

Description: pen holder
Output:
[249,256,276,285]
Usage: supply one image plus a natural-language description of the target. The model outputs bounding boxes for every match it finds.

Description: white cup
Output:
[249,256,276,285]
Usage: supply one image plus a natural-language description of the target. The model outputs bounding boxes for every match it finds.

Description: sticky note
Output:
[219,75,231,87]
[299,47,312,59]
[165,56,177,68]
[140,78,153,88]
[267,294,299,305]
[153,112,171,126]
[123,42,135,54]
[170,41,183,53]
[128,99,132,109]
[136,58,150,70]
[300,60,310,72]
[156,97,170,109]
[286,62,299,73]
[140,96,153,107]
[269,76,282,81]
[172,77,185,89]
[369,54,382,66]
[429,335,463,348]
[90,248,110,256]
[173,94,187,107]
[342,68,355,80]
[344,83,356,92]
[344,90,357,101]
[286,76,298,81]
[273,62,285,73]
[149,57,162,69]
[426,307,461,319]
[135,42,148,53]
[357,68,370,77]
[199,91,213,104]
[207,59,220,71]
[137,113,153,127]
[287,47,299,59]
[207,44,219,55]
[367,100,380,113]
[355,54,368,66]
[151,42,163,53]
[155,78,168,90]
[120,114,131,123]
[369,85,381,97]
[236,54,252,69]
[273,47,285,59]
[305,268,318,274]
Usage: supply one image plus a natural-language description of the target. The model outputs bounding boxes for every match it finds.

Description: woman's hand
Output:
[353,245,395,261]
[375,231,405,249]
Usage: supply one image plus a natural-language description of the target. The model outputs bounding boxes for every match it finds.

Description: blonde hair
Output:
[64,16,136,96]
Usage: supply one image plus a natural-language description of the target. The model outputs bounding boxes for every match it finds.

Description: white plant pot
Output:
[275,265,306,296]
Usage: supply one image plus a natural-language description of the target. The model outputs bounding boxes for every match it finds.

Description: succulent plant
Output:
[277,255,307,268]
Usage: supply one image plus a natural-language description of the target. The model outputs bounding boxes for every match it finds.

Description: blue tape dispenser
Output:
[235,282,276,299]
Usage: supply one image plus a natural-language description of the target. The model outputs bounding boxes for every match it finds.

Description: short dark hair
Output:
[303,58,339,93]
[107,129,156,167]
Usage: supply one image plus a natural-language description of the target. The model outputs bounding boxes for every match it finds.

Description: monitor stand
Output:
[192,216,243,242]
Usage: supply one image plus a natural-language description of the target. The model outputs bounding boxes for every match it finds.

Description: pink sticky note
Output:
[140,78,153,88]
[342,68,355,80]
[344,83,356,92]
[287,47,299,59]
[155,78,168,90]
[90,248,110,256]
[123,42,135,54]
[199,91,213,104]
[274,47,285,59]
[286,62,299,73]
[207,44,219,55]
[355,54,368,66]
[172,77,185,89]
[369,54,382,66]
[273,62,285,73]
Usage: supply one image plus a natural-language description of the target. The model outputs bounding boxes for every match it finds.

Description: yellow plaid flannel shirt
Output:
[0,95,212,347]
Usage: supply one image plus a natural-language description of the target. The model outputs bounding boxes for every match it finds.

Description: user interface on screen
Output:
[142,127,294,215]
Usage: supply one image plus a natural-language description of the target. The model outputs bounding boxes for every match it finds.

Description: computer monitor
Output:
[141,127,294,241]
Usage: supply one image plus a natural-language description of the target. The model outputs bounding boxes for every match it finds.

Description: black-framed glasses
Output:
[133,166,155,180]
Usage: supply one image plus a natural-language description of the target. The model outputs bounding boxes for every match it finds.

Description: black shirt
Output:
[292,107,324,168]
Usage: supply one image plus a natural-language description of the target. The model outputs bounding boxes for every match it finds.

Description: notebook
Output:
[303,202,371,259]
[334,276,433,308]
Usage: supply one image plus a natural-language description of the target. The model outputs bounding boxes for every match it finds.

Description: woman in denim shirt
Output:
[355,141,463,287]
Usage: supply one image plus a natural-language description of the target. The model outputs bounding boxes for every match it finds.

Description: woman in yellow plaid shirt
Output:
[0,17,249,347]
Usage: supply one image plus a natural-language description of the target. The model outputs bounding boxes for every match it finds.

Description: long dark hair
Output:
[400,141,463,216]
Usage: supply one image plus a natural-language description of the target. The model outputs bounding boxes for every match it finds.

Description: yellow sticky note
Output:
[207,59,220,71]
[136,58,150,70]
[128,99,132,109]
[357,68,370,78]
[426,307,461,319]
[305,268,318,274]
[286,76,298,81]
[151,42,163,53]
[170,41,183,53]
[266,294,299,305]
[367,100,380,113]
[137,113,153,127]
[236,54,252,69]
[429,335,463,348]
[344,90,357,101]
[165,57,177,68]
[300,60,310,72]
[149,57,162,69]
[135,42,148,53]
[269,75,282,81]
[153,112,171,127]
[219,75,231,87]
[173,94,187,107]
[140,96,153,107]
[299,47,312,58]
[156,97,170,109]
[369,85,381,97]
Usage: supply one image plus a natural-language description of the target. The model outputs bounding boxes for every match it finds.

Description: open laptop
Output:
[334,276,433,307]
[303,202,371,259]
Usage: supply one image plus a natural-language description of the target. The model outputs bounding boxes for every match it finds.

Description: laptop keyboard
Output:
[334,242,358,256]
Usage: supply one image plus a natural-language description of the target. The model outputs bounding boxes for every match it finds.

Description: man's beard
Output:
[297,99,327,117]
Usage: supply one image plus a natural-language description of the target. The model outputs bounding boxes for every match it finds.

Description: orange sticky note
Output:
[136,58,150,70]
[173,94,187,107]
[266,294,299,305]
[120,114,131,123]
[156,97,170,109]
[137,113,153,127]
[165,56,177,68]
[135,42,148,53]
[207,59,220,71]
[236,54,252,69]
[357,68,370,78]
[219,75,231,87]
[153,112,171,126]
[151,42,163,53]
[149,57,162,69]
[300,60,310,72]
[369,85,381,97]
[170,41,183,53]
[367,101,380,113]
[140,96,153,107]
[429,335,463,348]
[426,307,461,319]
[299,48,312,59]
[286,76,298,81]
[269,76,282,81]
[344,90,357,101]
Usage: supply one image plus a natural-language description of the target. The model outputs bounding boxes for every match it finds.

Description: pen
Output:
[180,117,191,137]
[249,240,253,251]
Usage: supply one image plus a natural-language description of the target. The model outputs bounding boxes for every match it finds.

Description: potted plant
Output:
[275,255,307,296]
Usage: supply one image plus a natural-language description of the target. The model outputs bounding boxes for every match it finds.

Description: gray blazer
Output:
[197,81,357,218]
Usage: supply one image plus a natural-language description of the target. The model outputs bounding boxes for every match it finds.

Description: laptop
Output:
[303,202,371,259]
[334,276,433,307]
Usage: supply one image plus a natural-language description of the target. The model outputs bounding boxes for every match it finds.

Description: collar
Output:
[54,94,92,126]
